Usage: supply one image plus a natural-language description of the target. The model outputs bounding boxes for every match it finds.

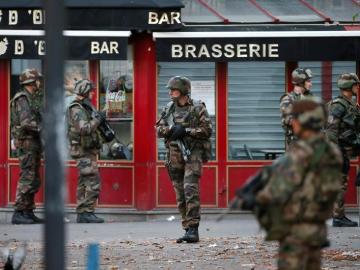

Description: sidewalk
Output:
[1,214,359,269]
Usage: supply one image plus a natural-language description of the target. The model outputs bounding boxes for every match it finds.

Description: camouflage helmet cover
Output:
[19,68,43,85]
[337,73,360,90]
[166,76,191,95]
[291,68,313,85]
[73,79,95,96]
[291,98,326,131]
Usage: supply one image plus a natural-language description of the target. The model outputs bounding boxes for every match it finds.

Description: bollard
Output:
[87,243,100,270]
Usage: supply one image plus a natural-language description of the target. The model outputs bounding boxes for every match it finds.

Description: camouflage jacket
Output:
[326,95,360,157]
[255,134,342,244]
[280,90,313,146]
[156,98,212,156]
[67,99,101,157]
[10,88,43,140]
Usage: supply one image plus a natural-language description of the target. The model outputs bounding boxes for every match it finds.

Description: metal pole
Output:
[44,0,66,269]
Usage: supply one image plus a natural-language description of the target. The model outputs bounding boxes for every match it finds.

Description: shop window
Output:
[98,59,134,160]
[9,60,43,158]
[157,62,216,161]
[228,62,285,160]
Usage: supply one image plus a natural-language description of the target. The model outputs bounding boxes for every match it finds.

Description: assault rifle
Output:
[217,171,265,221]
[156,107,191,162]
[82,99,131,160]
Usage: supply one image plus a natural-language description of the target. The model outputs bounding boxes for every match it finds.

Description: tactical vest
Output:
[256,141,341,241]
[327,96,360,148]
[10,89,42,140]
[67,101,101,155]
[164,100,212,162]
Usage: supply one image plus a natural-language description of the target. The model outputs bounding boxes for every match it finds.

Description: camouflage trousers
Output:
[167,146,203,229]
[333,156,349,218]
[14,138,42,211]
[75,152,101,213]
[278,236,321,270]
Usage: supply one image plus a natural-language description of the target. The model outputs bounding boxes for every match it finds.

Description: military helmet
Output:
[291,68,313,85]
[19,68,43,85]
[337,73,360,90]
[291,98,326,131]
[73,79,95,96]
[166,76,191,96]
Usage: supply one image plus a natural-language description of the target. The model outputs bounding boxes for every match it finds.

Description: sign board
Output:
[0,35,128,59]
[191,80,215,116]
[156,37,360,61]
[0,8,182,30]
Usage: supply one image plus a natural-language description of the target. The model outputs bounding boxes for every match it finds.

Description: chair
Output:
[243,144,254,160]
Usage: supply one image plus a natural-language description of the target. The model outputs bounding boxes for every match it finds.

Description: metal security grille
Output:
[228,62,285,160]
[157,62,216,160]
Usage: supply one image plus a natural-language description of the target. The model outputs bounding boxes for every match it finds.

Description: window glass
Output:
[64,61,89,93]
[99,57,133,160]
[157,62,216,161]
[10,60,43,158]
[228,62,285,160]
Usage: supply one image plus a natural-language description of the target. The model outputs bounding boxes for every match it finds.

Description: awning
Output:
[0,30,131,59]
[0,0,184,31]
[154,25,360,62]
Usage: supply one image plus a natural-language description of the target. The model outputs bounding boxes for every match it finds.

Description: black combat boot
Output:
[24,210,45,224]
[77,212,104,223]
[11,211,35,225]
[176,228,189,243]
[184,227,199,243]
[332,216,358,227]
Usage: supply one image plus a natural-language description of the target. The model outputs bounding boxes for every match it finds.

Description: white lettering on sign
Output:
[37,40,45,55]
[0,10,3,23]
[0,37,9,55]
[148,11,181,24]
[269,44,279,57]
[32,10,43,25]
[171,43,280,59]
[171,44,183,58]
[14,40,24,55]
[91,41,119,54]
[9,10,18,25]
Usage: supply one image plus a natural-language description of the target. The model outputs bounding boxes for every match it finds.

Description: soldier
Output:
[10,68,44,224]
[234,99,343,270]
[156,76,212,243]
[67,79,104,223]
[326,73,360,227]
[280,68,313,147]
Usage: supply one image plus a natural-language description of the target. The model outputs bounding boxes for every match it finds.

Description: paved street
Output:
[1,214,360,269]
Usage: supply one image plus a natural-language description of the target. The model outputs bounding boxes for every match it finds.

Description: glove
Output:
[169,124,186,141]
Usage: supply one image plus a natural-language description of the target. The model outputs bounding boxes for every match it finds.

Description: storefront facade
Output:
[0,0,359,212]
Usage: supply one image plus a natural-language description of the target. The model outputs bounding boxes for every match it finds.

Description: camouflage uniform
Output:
[280,68,313,147]
[326,73,360,225]
[157,99,212,229]
[236,99,343,270]
[10,70,43,214]
[67,81,102,215]
[255,134,342,269]
[280,91,313,146]
[156,77,212,238]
